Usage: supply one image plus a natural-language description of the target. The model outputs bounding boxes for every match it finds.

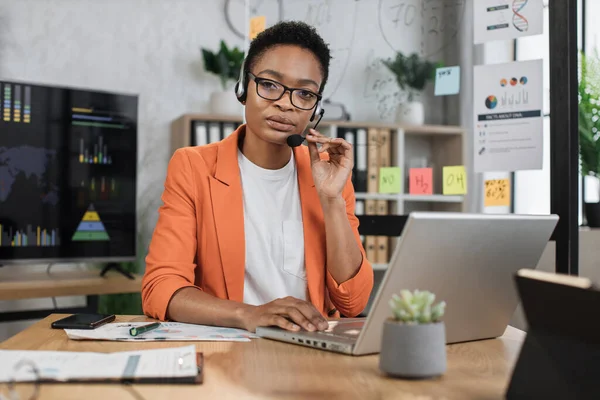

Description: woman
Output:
[142,21,373,333]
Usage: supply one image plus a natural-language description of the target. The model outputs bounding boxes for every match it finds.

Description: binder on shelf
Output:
[193,121,208,146]
[355,199,365,245]
[337,127,357,189]
[364,128,380,263]
[375,129,391,264]
[355,128,368,192]
[223,122,236,138]
[505,269,600,399]
[208,122,221,143]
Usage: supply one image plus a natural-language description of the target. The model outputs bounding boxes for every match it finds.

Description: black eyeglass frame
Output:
[247,72,322,111]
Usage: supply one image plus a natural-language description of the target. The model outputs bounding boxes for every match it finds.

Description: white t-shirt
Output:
[238,149,307,306]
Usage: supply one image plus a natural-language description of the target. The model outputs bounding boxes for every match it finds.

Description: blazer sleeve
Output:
[142,148,201,320]
[325,176,374,317]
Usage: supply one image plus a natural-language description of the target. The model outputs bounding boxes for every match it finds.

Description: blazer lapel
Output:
[294,146,326,313]
[210,127,245,302]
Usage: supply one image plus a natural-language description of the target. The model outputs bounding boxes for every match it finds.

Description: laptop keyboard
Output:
[316,321,364,339]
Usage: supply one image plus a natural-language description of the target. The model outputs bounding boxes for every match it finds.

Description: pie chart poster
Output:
[473,59,544,173]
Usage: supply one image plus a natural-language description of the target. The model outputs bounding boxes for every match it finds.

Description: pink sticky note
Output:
[409,168,433,195]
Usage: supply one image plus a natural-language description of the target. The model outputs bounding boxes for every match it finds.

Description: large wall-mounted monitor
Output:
[0,80,137,264]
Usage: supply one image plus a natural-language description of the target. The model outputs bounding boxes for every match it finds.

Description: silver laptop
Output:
[256,212,558,355]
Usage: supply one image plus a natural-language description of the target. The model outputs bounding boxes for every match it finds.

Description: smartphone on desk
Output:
[51,313,115,330]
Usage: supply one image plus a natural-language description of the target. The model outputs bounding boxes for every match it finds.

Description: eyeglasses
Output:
[247,72,321,111]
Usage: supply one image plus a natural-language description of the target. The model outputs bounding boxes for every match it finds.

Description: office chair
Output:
[353,215,408,318]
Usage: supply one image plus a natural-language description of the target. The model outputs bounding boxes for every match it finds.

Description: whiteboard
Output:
[223,0,466,122]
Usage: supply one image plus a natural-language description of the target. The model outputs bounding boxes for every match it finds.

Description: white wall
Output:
[0,0,474,340]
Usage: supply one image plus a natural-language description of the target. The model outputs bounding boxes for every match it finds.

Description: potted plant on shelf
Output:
[579,50,600,227]
[379,289,447,379]
[201,40,245,116]
[381,52,441,125]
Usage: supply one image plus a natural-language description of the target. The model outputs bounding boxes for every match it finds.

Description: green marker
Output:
[129,322,161,337]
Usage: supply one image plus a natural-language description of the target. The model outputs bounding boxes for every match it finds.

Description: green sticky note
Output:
[379,167,402,193]
[443,166,467,195]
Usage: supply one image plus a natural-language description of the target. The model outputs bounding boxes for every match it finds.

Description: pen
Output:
[129,322,161,337]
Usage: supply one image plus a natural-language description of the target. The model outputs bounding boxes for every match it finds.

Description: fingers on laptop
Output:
[267,315,301,332]
[260,297,328,332]
[278,297,328,332]
[293,301,329,331]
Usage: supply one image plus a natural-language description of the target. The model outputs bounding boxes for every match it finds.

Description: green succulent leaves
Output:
[389,289,446,324]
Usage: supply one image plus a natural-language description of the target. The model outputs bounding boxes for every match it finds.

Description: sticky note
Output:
[484,179,511,207]
[379,167,402,193]
[249,16,266,39]
[443,166,467,195]
[434,66,461,96]
[409,168,433,195]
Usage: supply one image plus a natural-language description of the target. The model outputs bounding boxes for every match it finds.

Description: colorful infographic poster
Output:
[473,59,544,173]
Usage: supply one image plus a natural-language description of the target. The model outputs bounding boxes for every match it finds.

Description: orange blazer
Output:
[142,124,374,321]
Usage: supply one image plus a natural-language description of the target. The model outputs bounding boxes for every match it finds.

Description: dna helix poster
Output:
[473,0,544,44]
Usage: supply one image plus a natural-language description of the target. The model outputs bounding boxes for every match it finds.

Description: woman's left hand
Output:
[306,128,354,201]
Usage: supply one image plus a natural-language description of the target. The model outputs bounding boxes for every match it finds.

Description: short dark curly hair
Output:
[243,21,331,94]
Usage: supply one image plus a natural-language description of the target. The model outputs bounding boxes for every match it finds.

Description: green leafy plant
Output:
[389,289,446,324]
[381,52,442,102]
[579,50,600,177]
[201,40,245,91]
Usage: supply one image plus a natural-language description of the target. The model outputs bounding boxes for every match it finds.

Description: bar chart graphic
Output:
[79,137,112,165]
[0,224,60,247]
[3,84,11,122]
[71,107,129,129]
[24,86,31,123]
[1,83,31,123]
[80,176,118,201]
[12,85,20,122]
[71,203,110,241]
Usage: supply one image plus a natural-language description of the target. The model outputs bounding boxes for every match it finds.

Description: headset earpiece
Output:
[235,59,247,103]
[310,99,323,122]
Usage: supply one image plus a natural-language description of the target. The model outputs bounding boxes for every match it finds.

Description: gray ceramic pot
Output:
[379,319,447,379]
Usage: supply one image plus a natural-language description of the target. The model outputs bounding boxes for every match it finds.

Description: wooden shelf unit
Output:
[170,113,466,216]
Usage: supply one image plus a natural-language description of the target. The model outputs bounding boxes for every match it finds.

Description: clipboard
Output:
[45,353,203,385]
[2,350,204,385]
[505,269,600,399]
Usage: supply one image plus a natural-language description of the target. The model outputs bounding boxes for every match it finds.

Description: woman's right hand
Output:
[240,297,329,333]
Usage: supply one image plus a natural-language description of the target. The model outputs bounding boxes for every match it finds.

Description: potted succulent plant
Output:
[379,289,447,379]
[201,40,245,116]
[579,50,600,227]
[381,52,442,125]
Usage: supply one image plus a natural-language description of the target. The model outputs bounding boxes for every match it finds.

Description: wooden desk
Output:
[0,314,526,400]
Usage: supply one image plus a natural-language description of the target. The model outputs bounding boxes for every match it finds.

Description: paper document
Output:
[0,345,199,383]
[65,322,258,342]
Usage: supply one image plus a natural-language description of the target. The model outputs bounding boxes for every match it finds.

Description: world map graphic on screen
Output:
[0,146,58,205]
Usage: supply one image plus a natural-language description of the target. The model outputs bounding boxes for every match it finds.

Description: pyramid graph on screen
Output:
[71,204,110,241]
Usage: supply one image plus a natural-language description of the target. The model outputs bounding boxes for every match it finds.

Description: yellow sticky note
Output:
[484,179,511,207]
[249,16,266,39]
[379,167,402,193]
[442,166,467,195]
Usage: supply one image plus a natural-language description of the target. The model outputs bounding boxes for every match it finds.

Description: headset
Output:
[234,58,324,123]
